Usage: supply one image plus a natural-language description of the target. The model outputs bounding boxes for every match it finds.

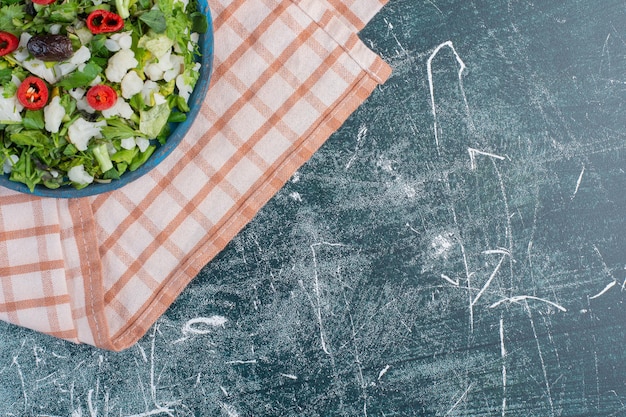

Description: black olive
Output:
[27,34,74,62]
[25,2,36,16]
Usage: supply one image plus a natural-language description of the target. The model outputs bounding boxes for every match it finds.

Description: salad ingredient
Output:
[104,31,132,52]
[86,84,117,110]
[139,102,170,138]
[92,143,113,172]
[26,34,74,61]
[0,80,24,124]
[101,97,133,119]
[115,0,131,19]
[43,96,65,133]
[16,76,49,110]
[105,48,138,83]
[86,9,125,34]
[32,0,56,5]
[0,31,19,57]
[67,118,106,151]
[67,165,93,185]
[120,71,143,99]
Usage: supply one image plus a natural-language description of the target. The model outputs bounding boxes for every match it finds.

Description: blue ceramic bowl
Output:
[0,1,214,198]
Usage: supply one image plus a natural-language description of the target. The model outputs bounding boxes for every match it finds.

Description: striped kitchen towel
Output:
[0,0,391,350]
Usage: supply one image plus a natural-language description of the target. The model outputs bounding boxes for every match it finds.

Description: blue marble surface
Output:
[2,0,626,415]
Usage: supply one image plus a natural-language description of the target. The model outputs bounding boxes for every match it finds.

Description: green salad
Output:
[0,0,207,191]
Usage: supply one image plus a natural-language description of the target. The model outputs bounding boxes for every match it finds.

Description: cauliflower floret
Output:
[105,49,138,83]
[120,137,136,150]
[89,75,103,87]
[69,88,95,114]
[141,80,160,104]
[145,50,180,81]
[121,71,143,99]
[105,31,133,52]
[56,46,91,78]
[114,31,133,50]
[22,59,57,84]
[188,32,199,51]
[101,97,133,119]
[104,38,121,52]
[135,137,150,153]
[144,63,164,81]
[67,165,94,185]
[43,96,65,133]
[0,79,24,124]
[153,93,167,105]
[13,33,32,62]
[156,51,174,71]
[175,63,200,103]
[67,118,106,151]
[163,54,184,82]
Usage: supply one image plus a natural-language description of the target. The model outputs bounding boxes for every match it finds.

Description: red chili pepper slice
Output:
[17,76,49,110]
[86,9,125,34]
[86,84,117,110]
[0,31,19,57]
[32,0,57,4]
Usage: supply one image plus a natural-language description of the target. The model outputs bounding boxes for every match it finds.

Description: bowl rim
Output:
[0,0,214,199]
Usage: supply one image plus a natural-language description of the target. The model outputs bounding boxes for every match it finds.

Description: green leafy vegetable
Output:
[139,102,170,138]
[139,9,167,33]
[56,62,102,89]
[0,4,25,33]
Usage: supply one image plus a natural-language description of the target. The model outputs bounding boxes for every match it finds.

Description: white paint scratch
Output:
[289,191,303,202]
[489,295,567,312]
[482,248,511,256]
[136,343,148,362]
[124,406,175,417]
[589,281,616,300]
[468,148,506,170]
[571,165,585,200]
[441,274,459,286]
[225,359,257,365]
[471,253,507,307]
[173,316,228,344]
[445,383,473,416]
[87,389,97,417]
[311,242,345,355]
[345,124,367,170]
[425,0,443,15]
[526,303,555,417]
[500,317,507,417]
[378,365,391,380]
[427,41,471,154]
[11,355,27,409]
[602,33,611,73]
[280,373,298,380]
[451,205,474,332]
[383,18,409,57]
[183,316,228,335]
[219,402,240,417]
